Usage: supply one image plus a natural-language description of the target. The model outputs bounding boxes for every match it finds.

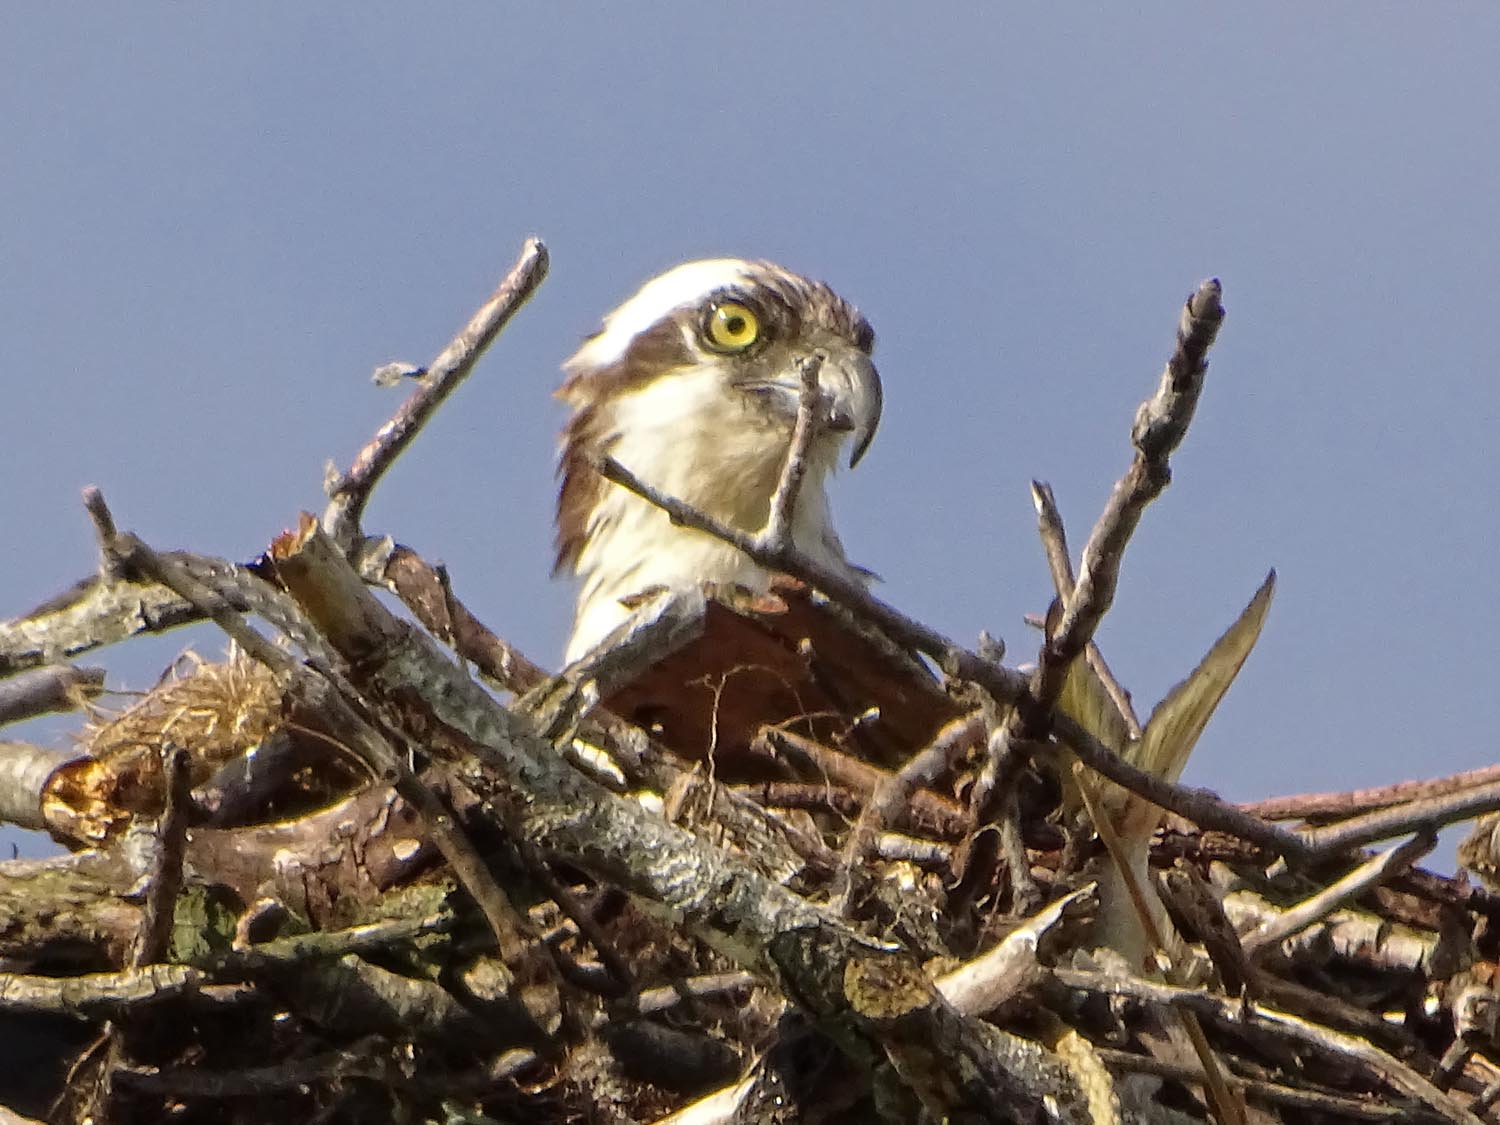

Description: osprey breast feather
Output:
[555,259,882,663]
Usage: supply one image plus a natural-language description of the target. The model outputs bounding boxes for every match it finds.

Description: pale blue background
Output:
[3,8,1497,866]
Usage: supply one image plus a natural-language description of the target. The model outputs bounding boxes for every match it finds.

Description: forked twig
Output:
[760,352,825,550]
[1030,480,1140,738]
[323,237,549,545]
[1241,831,1436,958]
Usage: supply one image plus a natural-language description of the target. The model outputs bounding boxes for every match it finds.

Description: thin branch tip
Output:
[321,237,551,544]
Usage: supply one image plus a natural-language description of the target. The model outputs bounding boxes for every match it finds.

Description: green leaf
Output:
[1133,569,1276,785]
[1058,648,1133,757]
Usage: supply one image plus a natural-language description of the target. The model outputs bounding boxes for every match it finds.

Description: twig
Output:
[759,353,824,549]
[975,282,1225,837]
[936,883,1094,1016]
[1030,481,1140,738]
[0,664,106,726]
[1298,781,1500,857]
[131,746,193,968]
[523,841,636,1001]
[1242,764,1500,822]
[0,740,78,829]
[839,711,983,876]
[0,562,230,678]
[870,832,952,868]
[115,1036,397,1098]
[322,237,549,546]
[82,485,126,580]
[0,964,204,1018]
[378,543,549,694]
[753,726,968,838]
[1049,280,1224,676]
[1242,831,1437,958]
[996,787,1041,914]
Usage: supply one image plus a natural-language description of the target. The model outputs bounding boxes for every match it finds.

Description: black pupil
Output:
[724,315,745,336]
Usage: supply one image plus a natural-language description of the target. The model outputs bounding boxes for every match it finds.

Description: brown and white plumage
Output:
[555,259,882,663]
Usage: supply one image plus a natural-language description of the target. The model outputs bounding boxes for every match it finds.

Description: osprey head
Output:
[555,258,880,659]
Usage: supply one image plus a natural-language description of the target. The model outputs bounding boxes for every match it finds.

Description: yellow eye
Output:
[705,301,760,352]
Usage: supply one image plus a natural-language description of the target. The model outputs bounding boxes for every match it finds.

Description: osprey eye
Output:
[705,301,760,352]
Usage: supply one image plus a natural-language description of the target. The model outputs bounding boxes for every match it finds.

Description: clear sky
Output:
[3,8,1497,865]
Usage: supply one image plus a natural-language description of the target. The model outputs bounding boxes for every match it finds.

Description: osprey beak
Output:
[819,350,883,467]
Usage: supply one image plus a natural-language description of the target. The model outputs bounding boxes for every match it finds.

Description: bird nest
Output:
[4,241,1499,1124]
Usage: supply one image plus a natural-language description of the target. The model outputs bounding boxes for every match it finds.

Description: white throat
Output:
[564,364,854,662]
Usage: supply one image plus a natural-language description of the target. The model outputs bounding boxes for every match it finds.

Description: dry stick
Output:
[0,740,77,829]
[520,840,636,1001]
[995,788,1041,915]
[131,747,194,968]
[322,237,549,545]
[381,545,550,696]
[1030,480,1140,738]
[1053,280,1225,665]
[760,353,825,548]
[598,452,1312,863]
[753,725,969,838]
[115,1036,397,1099]
[85,742,198,1125]
[1299,781,1500,858]
[1241,831,1438,958]
[972,281,1225,834]
[833,711,985,913]
[1243,763,1500,823]
[842,712,984,859]
[968,721,1043,916]
[0,562,241,678]
[82,484,125,579]
[0,664,106,726]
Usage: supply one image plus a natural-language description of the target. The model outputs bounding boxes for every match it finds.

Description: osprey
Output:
[555,259,882,663]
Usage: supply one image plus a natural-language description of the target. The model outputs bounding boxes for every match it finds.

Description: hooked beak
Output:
[819,350,883,467]
[737,347,883,467]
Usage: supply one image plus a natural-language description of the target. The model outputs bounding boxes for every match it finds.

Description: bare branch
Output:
[759,352,824,549]
[0,565,232,679]
[0,964,205,1019]
[1242,763,1500,822]
[840,711,984,876]
[1295,781,1500,858]
[1090,1047,1420,1120]
[0,741,77,830]
[322,237,549,545]
[1031,481,1140,738]
[1023,281,1225,742]
[0,665,105,726]
[1241,831,1437,958]
[130,747,193,969]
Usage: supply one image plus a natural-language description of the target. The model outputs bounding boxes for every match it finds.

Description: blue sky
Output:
[3,8,1497,864]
